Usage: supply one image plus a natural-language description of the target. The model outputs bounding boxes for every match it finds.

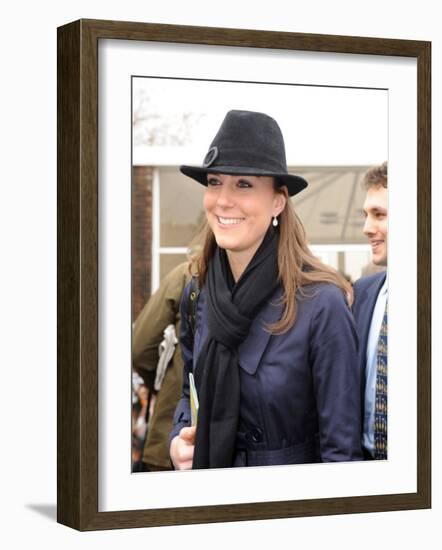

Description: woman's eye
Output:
[237,180,252,188]
[207,178,221,186]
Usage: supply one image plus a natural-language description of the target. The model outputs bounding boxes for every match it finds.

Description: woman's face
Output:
[204,173,286,263]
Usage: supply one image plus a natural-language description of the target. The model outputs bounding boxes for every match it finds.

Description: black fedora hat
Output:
[180,110,308,197]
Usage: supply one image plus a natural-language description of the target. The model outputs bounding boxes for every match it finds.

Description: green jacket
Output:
[133,261,191,469]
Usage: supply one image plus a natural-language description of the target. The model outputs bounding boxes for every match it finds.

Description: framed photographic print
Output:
[57,18,431,530]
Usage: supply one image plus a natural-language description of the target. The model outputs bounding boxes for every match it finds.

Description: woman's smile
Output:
[216,215,246,227]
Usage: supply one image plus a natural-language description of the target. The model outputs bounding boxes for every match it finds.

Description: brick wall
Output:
[132,166,153,322]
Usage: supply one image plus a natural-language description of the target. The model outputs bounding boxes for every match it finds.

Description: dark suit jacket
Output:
[352,271,387,380]
[171,282,363,466]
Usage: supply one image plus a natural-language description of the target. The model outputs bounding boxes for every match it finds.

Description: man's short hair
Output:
[363,161,388,189]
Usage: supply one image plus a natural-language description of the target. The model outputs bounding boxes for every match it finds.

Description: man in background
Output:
[353,161,388,460]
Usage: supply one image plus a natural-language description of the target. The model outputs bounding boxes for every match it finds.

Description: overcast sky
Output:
[133,76,388,167]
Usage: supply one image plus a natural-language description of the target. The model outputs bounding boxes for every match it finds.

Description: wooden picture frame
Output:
[57,18,431,531]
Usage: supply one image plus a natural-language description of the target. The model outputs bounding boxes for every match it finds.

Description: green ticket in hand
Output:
[189,372,199,427]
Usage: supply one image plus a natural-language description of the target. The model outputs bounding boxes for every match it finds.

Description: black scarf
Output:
[193,227,280,468]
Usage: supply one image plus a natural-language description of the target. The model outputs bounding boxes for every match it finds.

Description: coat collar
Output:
[237,291,283,375]
[195,288,283,376]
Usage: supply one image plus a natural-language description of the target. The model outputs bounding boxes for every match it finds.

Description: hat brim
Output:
[180,165,308,197]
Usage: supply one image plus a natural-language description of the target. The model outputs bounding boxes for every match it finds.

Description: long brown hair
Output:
[191,185,352,334]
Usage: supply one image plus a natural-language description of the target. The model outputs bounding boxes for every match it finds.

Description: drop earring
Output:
[272,216,278,227]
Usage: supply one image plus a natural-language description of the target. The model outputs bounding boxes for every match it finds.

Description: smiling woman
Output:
[168,109,364,470]
[204,173,286,281]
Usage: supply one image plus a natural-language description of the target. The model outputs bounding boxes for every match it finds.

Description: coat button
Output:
[250,427,263,443]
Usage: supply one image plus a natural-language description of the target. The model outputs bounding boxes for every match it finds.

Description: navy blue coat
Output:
[171,282,363,466]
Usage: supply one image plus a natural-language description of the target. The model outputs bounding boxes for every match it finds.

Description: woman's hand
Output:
[170,426,196,470]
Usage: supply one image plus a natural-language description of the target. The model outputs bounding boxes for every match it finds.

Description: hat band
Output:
[206,146,287,174]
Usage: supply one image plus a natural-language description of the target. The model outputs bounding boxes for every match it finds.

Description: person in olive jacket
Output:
[133,261,191,470]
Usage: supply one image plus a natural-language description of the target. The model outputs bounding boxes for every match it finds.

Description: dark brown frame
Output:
[57,18,431,531]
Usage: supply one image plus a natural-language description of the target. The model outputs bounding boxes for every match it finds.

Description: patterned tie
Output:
[374,300,388,459]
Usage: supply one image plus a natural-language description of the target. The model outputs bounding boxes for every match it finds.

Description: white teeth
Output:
[218,217,243,225]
